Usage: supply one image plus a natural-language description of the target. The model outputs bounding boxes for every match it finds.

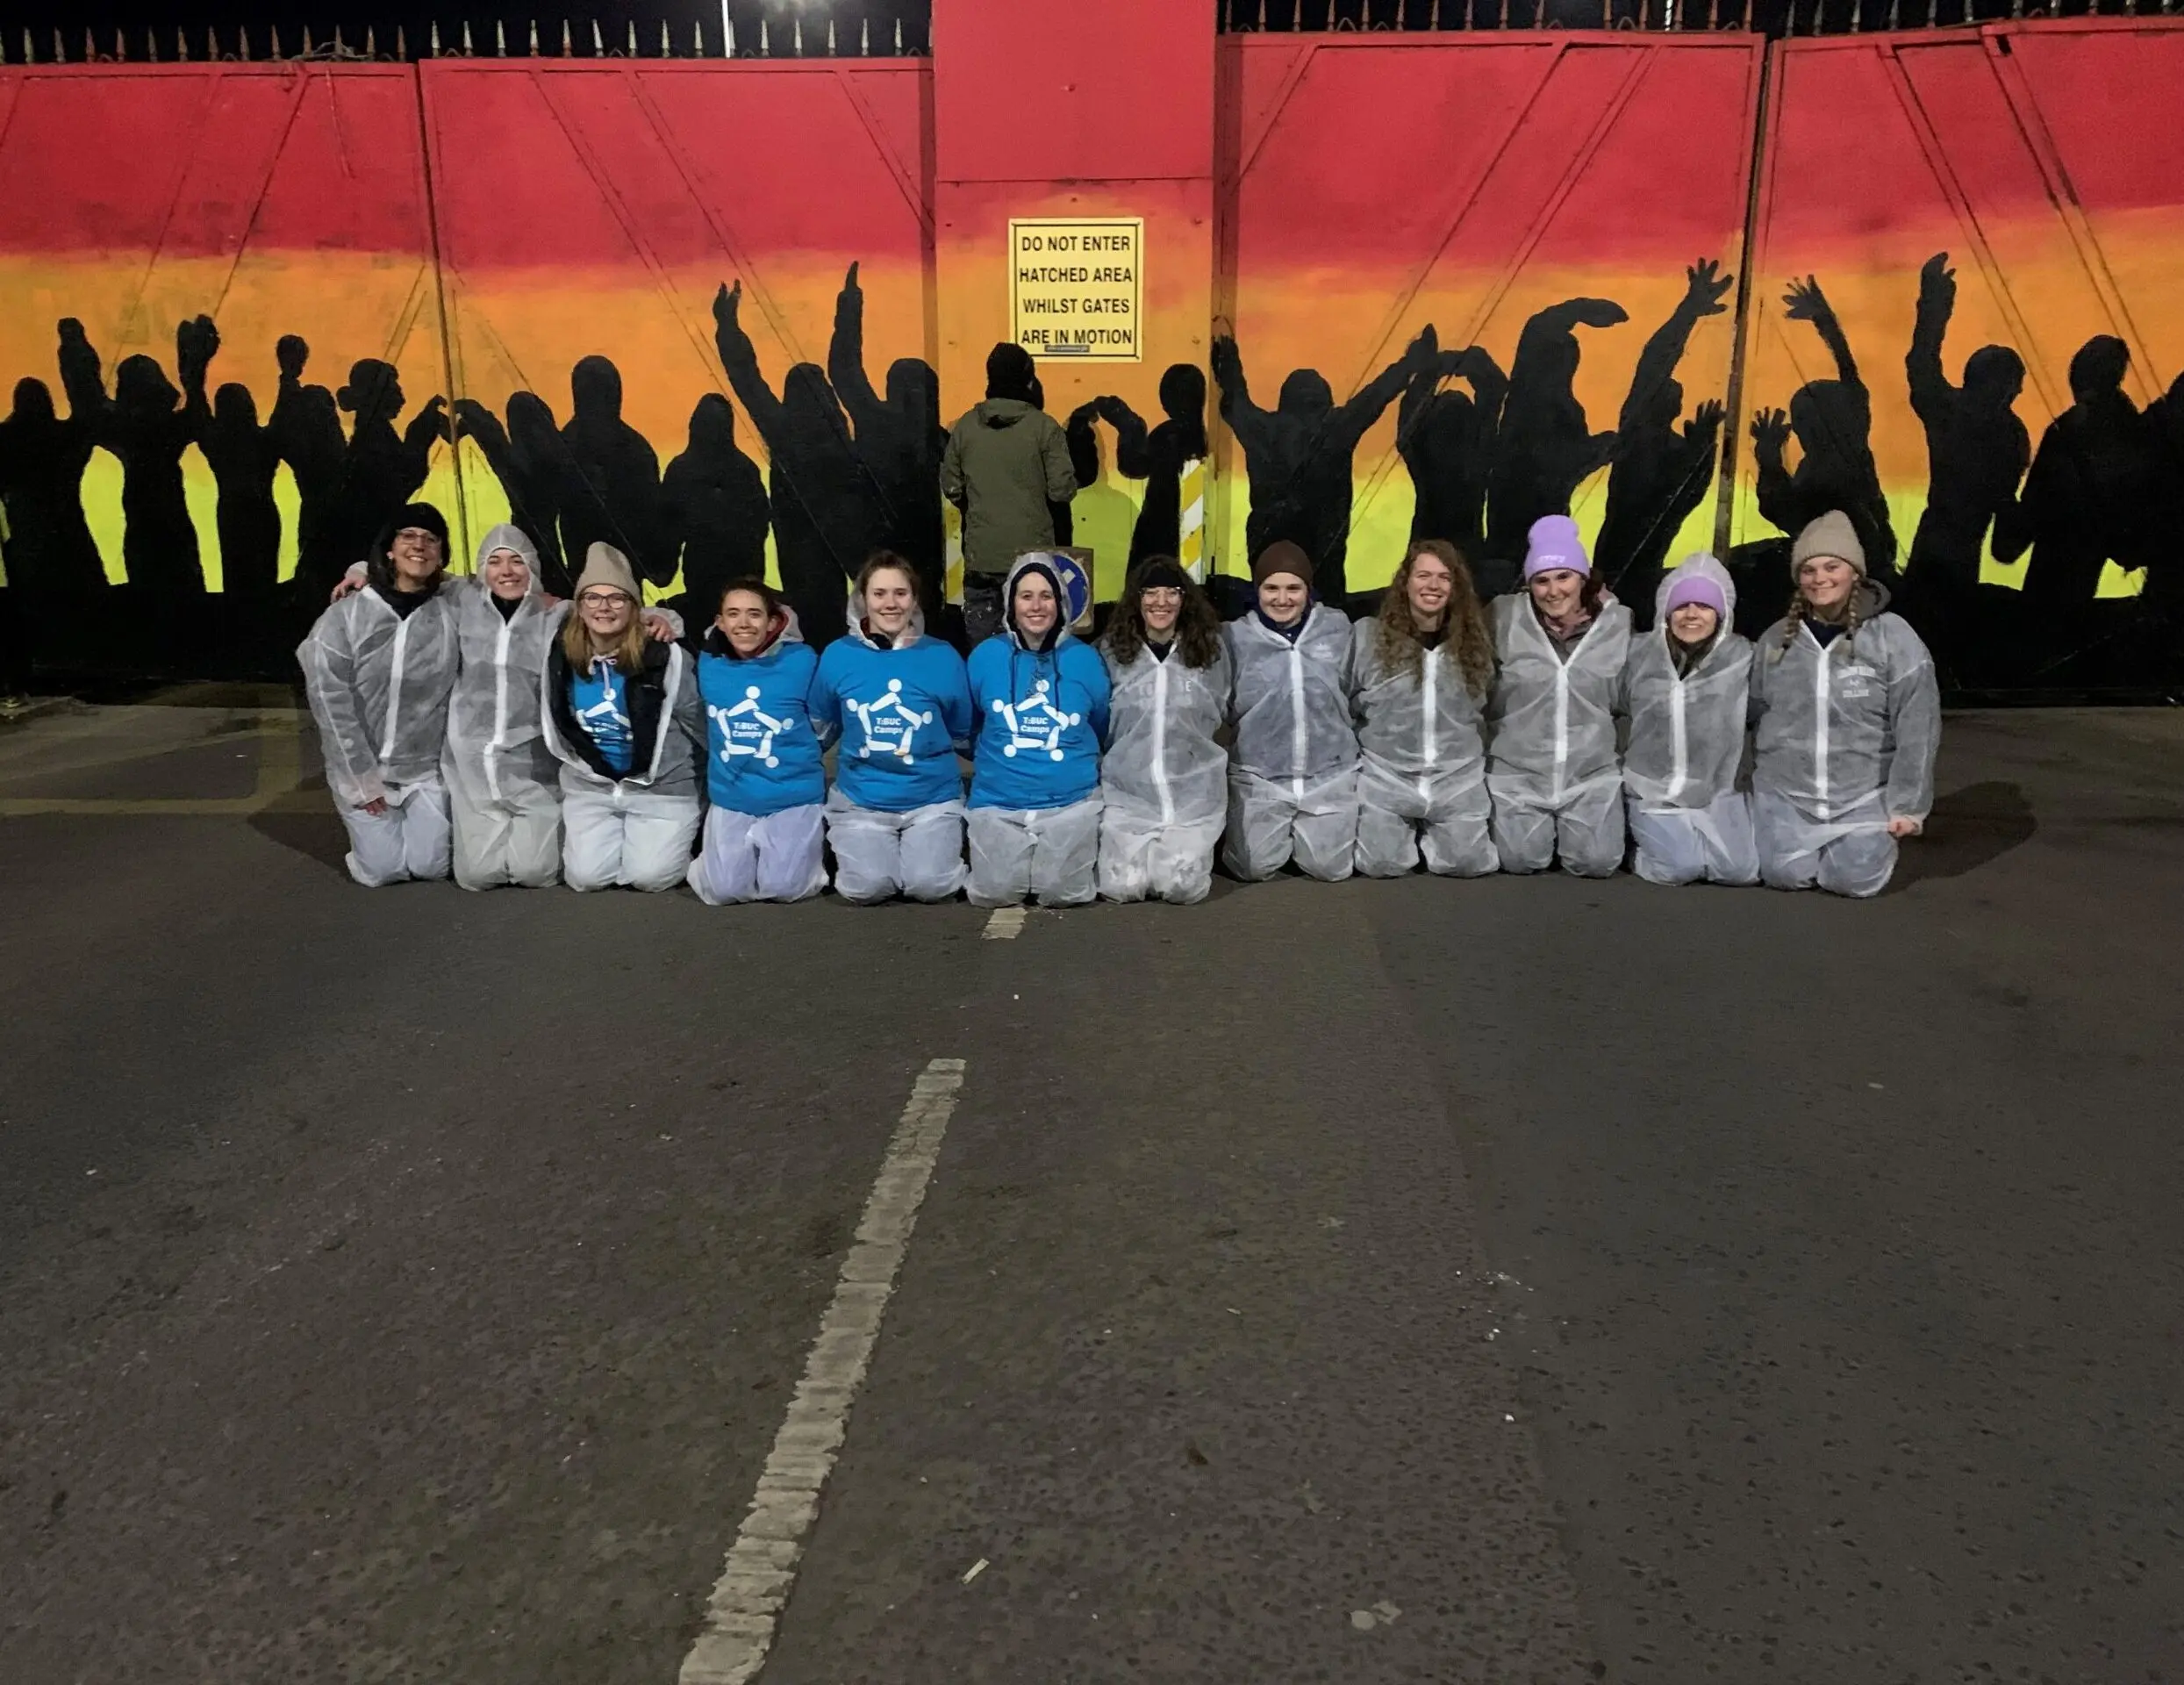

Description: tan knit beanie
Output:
[1790,510,1865,578]
[574,541,641,601]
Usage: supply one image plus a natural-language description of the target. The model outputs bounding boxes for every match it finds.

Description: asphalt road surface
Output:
[2,693,2179,1684]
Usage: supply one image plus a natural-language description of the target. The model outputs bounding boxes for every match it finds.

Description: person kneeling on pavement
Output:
[297,503,460,888]
[689,577,828,906]
[1486,515,1632,878]
[1751,511,1940,899]
[1095,557,1231,905]
[965,552,1112,908]
[540,543,703,893]
[809,552,975,906]
[1620,551,1759,887]
[1350,539,1500,878]
[1221,540,1360,883]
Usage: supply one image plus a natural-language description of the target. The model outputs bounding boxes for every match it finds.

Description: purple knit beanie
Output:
[1522,514,1590,581]
[1662,571,1728,620]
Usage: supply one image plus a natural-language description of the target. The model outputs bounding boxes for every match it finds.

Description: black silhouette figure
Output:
[2003,335,2163,650]
[2141,369,2184,633]
[557,355,663,587]
[662,392,770,625]
[266,335,350,599]
[0,370,102,599]
[828,262,946,606]
[201,382,283,599]
[455,391,573,594]
[1021,366,1074,549]
[714,279,888,645]
[1212,326,1435,605]
[1484,298,1628,568]
[1751,276,1897,584]
[1595,259,1734,625]
[59,315,218,594]
[1398,344,1507,585]
[331,358,445,587]
[1072,364,1212,570]
[1897,254,2030,680]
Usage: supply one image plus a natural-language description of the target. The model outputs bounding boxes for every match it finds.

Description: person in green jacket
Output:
[942,343,1078,642]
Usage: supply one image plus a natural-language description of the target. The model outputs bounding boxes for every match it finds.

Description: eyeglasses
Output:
[578,590,631,608]
[394,527,442,547]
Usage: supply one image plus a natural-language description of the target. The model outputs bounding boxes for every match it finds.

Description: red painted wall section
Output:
[933,0,1214,183]
[1218,34,1763,586]
[0,64,429,259]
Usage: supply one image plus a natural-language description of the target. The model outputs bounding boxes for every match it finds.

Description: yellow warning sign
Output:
[1009,218,1142,363]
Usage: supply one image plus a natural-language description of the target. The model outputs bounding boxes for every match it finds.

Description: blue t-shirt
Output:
[810,632,975,814]
[966,634,1111,811]
[698,638,825,816]
[570,658,634,775]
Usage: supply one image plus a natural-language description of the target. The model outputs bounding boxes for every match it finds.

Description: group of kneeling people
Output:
[299,500,1940,907]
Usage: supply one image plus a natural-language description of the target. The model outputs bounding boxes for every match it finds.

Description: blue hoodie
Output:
[696,613,826,816]
[966,555,1112,812]
[809,586,974,814]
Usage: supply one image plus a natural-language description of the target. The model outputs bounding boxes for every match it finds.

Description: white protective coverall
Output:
[1095,638,1232,903]
[1619,555,1758,887]
[1748,580,1940,899]
[1221,603,1360,882]
[298,584,460,887]
[1348,617,1497,878]
[540,638,704,893]
[1485,591,1632,877]
[440,525,569,891]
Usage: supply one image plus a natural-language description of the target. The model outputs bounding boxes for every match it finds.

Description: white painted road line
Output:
[982,907,1028,940]
[677,1058,968,1685]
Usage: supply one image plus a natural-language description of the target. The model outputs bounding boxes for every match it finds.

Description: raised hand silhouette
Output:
[829,261,944,606]
[268,333,348,598]
[1897,249,2030,685]
[1596,259,1736,620]
[1754,273,1896,584]
[1214,326,1434,605]
[1398,342,1505,571]
[1485,298,1628,567]
[716,272,887,645]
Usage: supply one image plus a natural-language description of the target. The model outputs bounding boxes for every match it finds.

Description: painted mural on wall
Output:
[2,31,2180,695]
[1725,23,2184,692]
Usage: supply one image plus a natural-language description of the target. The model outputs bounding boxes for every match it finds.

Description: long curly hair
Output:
[1103,556,1222,670]
[1375,540,1495,699]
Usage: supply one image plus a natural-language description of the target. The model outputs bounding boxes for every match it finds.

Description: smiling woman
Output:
[297,501,460,886]
[539,541,704,893]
